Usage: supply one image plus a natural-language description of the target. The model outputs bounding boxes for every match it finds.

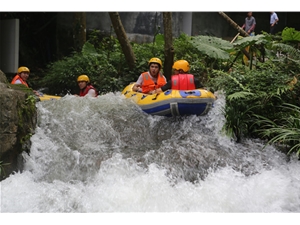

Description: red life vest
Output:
[171,74,195,90]
[79,85,98,97]
[141,72,166,94]
[11,74,29,87]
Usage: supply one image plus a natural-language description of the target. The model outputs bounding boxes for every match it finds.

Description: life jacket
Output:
[171,74,195,90]
[11,74,29,87]
[79,84,98,97]
[141,72,166,94]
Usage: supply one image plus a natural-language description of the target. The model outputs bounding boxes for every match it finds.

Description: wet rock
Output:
[0,70,37,181]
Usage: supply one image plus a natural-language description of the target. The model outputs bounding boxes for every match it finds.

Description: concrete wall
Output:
[84,12,241,41]
[192,12,234,38]
[86,12,186,40]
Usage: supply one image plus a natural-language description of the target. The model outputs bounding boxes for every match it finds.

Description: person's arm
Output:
[132,75,143,92]
[154,80,171,94]
[161,80,172,92]
[33,90,40,96]
[132,84,142,92]
[249,24,256,33]
[271,20,278,27]
[271,14,279,26]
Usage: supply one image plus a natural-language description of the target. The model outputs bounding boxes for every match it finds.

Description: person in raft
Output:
[132,57,167,94]
[152,59,203,94]
[11,66,40,96]
[76,74,98,97]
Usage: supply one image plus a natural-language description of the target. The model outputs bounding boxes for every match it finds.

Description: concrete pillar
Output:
[0,19,19,74]
[182,12,192,35]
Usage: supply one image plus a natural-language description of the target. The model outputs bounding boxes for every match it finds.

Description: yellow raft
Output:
[38,93,61,101]
[122,83,216,116]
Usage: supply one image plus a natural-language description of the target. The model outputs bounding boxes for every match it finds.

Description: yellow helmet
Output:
[17,66,30,74]
[148,57,162,68]
[77,74,90,83]
[172,60,190,72]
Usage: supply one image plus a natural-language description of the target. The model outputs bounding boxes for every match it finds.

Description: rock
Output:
[0,70,37,181]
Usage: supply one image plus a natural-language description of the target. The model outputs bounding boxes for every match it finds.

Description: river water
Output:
[1,92,300,215]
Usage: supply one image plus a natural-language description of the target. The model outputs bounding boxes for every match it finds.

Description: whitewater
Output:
[1,92,299,222]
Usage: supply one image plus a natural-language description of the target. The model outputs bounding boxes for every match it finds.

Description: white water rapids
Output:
[1,92,300,218]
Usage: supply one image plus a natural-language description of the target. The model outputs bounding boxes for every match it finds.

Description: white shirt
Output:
[87,89,97,97]
[14,79,22,84]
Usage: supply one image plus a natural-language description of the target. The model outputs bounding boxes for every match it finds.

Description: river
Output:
[1,92,300,217]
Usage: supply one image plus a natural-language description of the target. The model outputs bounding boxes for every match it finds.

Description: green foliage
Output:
[81,41,98,55]
[209,54,300,142]
[190,35,232,61]
[281,27,300,42]
[233,35,268,49]
[152,33,165,53]
[15,94,36,154]
[271,42,300,63]
[41,41,119,95]
[173,33,200,61]
[173,33,227,82]
[221,102,256,142]
[254,103,300,157]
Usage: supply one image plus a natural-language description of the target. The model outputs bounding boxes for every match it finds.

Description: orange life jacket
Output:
[171,74,195,90]
[79,84,98,97]
[141,72,166,94]
[11,74,29,87]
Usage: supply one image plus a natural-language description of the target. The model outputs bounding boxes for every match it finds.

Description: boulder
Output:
[0,70,37,181]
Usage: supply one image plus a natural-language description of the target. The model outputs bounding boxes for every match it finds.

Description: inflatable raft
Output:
[122,83,216,116]
[39,93,61,101]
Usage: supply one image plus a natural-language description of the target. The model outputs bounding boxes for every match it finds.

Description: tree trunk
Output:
[162,12,174,80]
[218,12,249,37]
[108,12,136,70]
[73,12,86,52]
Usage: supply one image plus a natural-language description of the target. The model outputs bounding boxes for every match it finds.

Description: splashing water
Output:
[1,92,300,213]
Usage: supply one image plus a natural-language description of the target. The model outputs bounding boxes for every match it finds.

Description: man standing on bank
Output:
[241,12,256,36]
[270,12,279,35]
